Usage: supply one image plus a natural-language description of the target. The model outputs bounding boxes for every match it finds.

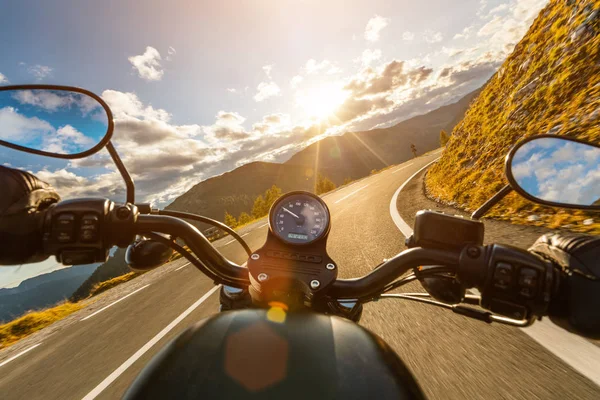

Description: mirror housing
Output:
[0,84,113,159]
[505,135,600,210]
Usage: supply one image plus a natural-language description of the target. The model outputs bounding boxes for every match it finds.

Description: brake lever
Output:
[377,294,535,327]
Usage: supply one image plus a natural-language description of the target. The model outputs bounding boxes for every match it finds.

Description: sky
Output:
[0,0,549,287]
[512,138,600,206]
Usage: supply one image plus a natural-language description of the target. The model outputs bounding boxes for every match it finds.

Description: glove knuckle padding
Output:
[0,166,61,265]
[529,233,600,339]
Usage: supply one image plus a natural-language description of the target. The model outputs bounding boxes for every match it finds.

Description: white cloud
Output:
[424,30,443,43]
[12,90,101,116]
[454,26,474,40]
[128,46,164,81]
[0,106,54,142]
[227,88,237,93]
[402,31,415,41]
[262,64,273,78]
[357,49,382,66]
[290,75,303,88]
[0,72,8,83]
[364,15,390,42]
[22,64,53,80]
[166,46,176,61]
[304,59,342,75]
[43,125,95,154]
[253,81,281,102]
[489,4,509,14]
[102,90,170,121]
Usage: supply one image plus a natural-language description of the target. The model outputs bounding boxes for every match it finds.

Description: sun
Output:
[295,85,348,120]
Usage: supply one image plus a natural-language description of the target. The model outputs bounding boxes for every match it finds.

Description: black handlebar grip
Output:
[0,166,60,265]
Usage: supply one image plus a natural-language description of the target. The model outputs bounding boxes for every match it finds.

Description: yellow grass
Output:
[0,302,82,349]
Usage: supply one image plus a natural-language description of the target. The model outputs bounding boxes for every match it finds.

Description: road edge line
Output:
[0,343,43,368]
[81,284,151,322]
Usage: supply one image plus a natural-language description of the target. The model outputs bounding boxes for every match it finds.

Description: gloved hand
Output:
[529,233,600,339]
[0,166,61,265]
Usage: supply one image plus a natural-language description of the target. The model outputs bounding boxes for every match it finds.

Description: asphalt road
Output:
[0,149,599,399]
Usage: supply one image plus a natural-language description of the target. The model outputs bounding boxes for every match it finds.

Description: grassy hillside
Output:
[70,248,130,301]
[166,89,480,223]
[426,0,600,233]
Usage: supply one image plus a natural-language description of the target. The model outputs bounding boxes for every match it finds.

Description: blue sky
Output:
[0,0,549,287]
[512,138,600,206]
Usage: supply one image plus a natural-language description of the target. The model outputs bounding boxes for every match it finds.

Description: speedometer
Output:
[269,192,330,245]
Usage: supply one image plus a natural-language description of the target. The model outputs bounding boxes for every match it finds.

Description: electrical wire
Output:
[157,210,253,257]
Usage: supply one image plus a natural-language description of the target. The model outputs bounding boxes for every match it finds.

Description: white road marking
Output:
[334,184,370,204]
[82,285,221,400]
[392,163,414,174]
[389,157,600,387]
[174,262,191,271]
[80,285,151,322]
[0,343,43,368]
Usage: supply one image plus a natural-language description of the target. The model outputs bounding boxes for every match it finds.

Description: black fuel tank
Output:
[124,309,425,400]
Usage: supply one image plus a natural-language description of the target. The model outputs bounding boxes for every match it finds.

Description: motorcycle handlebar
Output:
[330,248,460,299]
[135,215,250,285]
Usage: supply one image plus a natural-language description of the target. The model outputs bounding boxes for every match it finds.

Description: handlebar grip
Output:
[0,209,48,265]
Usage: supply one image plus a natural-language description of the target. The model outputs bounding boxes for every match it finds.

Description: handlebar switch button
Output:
[80,213,100,243]
[493,262,513,289]
[518,268,538,299]
[54,213,76,243]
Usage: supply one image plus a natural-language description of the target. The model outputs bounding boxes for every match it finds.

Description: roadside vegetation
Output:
[426,0,600,234]
[223,173,337,228]
[0,302,82,349]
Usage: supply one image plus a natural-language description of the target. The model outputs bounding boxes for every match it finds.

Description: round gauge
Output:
[269,192,330,245]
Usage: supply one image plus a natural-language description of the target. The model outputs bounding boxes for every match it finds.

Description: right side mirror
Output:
[505,135,600,210]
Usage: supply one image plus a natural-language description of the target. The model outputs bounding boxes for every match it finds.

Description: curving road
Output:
[0,149,599,399]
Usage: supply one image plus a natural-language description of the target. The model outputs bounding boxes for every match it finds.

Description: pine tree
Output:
[315,173,336,195]
[224,211,237,228]
[264,185,282,209]
[440,130,449,146]
[238,212,252,225]
[252,195,267,218]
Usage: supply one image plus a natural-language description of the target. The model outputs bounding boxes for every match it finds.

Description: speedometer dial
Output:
[269,192,330,245]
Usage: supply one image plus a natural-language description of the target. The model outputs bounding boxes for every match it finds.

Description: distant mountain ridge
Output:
[166,88,482,222]
[0,264,98,322]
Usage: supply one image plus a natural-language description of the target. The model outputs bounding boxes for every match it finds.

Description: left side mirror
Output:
[505,135,600,210]
[0,85,113,159]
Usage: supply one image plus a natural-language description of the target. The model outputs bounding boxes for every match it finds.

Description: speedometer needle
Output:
[283,207,300,219]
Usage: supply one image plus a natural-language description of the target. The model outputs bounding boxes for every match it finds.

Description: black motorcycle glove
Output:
[0,166,61,265]
[529,233,600,339]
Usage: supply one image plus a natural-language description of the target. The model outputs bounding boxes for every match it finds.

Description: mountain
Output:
[0,264,98,322]
[426,0,599,223]
[70,248,129,301]
[166,88,481,223]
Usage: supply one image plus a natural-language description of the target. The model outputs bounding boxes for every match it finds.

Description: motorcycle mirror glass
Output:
[506,135,600,210]
[0,85,113,159]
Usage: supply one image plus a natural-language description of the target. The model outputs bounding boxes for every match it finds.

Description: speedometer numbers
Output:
[270,192,330,245]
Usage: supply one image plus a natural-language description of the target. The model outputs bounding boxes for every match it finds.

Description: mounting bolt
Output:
[258,273,268,282]
[326,263,335,270]
[116,206,130,220]
[251,254,260,260]
[467,246,481,258]
[310,280,320,289]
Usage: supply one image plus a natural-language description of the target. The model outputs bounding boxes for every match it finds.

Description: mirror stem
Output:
[471,184,512,220]
[106,142,135,204]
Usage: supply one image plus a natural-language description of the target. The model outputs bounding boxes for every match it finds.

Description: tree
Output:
[343,177,353,185]
[264,185,282,209]
[224,211,237,228]
[252,195,267,218]
[315,173,336,195]
[238,212,252,225]
[410,143,417,158]
[440,130,449,146]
